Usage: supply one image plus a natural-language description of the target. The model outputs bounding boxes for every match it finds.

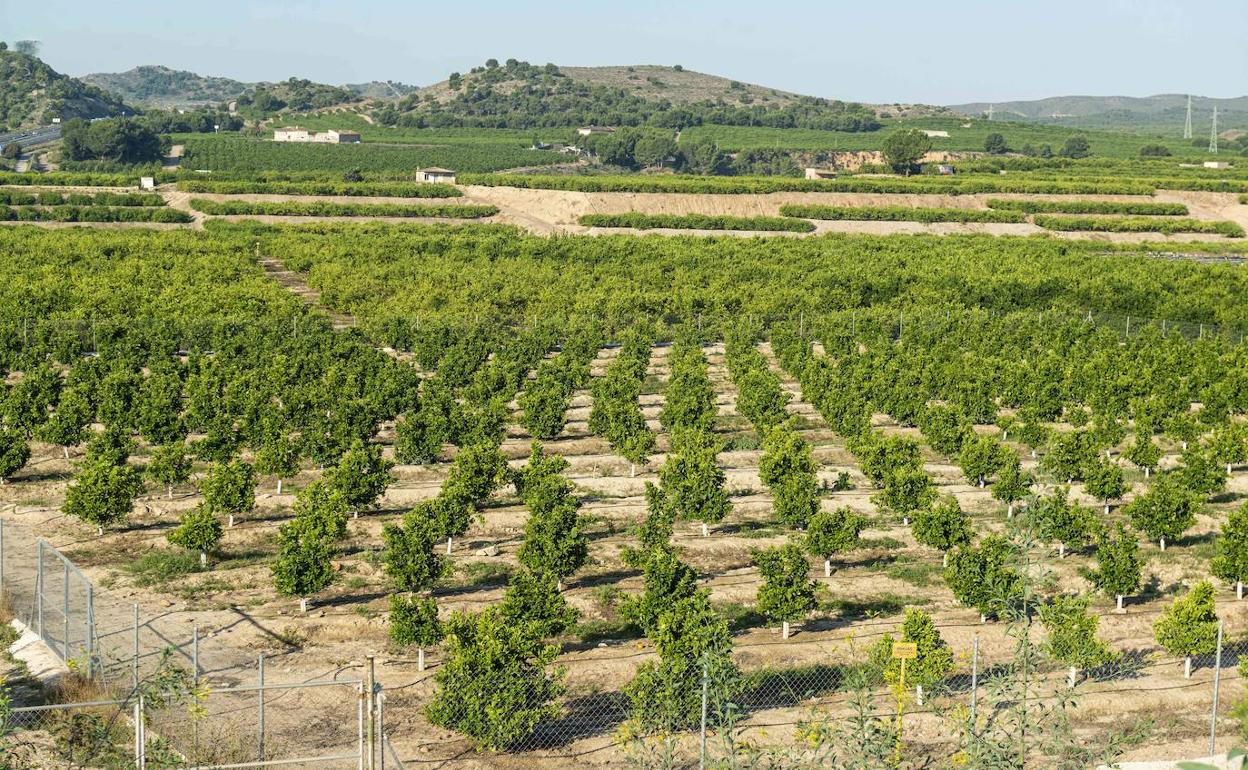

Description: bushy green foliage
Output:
[388,594,442,649]
[425,607,564,750]
[752,543,816,627]
[912,495,972,555]
[1089,522,1143,600]
[63,458,143,531]
[145,442,192,497]
[1153,581,1219,658]
[869,608,954,688]
[1035,215,1244,237]
[1125,475,1199,547]
[166,505,222,557]
[271,516,336,600]
[1030,487,1101,554]
[944,534,1022,619]
[805,506,866,565]
[200,459,257,517]
[190,199,498,218]
[1039,595,1115,669]
[874,466,938,518]
[0,429,30,482]
[290,479,351,542]
[1212,503,1248,588]
[581,213,815,232]
[324,439,393,514]
[958,434,1011,486]
[780,204,1025,224]
[659,430,731,529]
[986,199,1188,215]
[758,426,819,528]
[497,570,579,638]
[517,444,588,581]
[382,510,446,592]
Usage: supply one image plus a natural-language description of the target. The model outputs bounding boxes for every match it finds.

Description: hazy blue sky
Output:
[5,0,1245,104]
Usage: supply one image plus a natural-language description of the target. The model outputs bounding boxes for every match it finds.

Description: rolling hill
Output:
[949,94,1248,134]
[82,66,248,109]
[84,65,420,109]
[0,49,131,131]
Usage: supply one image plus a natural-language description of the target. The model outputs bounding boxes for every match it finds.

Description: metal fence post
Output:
[377,687,386,770]
[134,696,142,767]
[367,655,377,770]
[85,584,94,681]
[1211,621,1224,756]
[699,658,709,770]
[258,654,266,763]
[192,625,200,768]
[36,540,43,638]
[970,635,979,722]
[0,519,5,593]
[62,560,70,662]
[132,603,139,690]
[358,683,366,770]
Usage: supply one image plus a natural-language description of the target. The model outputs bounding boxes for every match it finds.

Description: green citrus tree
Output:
[1212,502,1248,600]
[167,505,223,566]
[805,506,866,576]
[753,543,816,639]
[1089,522,1142,611]
[1153,580,1219,678]
[913,495,972,566]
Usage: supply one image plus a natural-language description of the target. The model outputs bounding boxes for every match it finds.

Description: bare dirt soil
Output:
[2,333,1246,767]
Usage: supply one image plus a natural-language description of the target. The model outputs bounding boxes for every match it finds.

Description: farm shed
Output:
[804,167,837,180]
[415,167,457,184]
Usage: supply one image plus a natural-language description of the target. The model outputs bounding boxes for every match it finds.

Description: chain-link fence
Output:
[0,516,371,768]
[377,616,1241,768]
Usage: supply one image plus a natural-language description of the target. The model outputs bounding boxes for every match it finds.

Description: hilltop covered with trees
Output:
[0,43,132,130]
[376,59,881,131]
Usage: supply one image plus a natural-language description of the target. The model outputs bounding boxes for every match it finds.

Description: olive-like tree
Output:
[63,458,143,534]
[881,129,933,174]
[325,439,393,518]
[0,429,31,485]
[805,506,866,576]
[659,429,730,536]
[272,516,335,613]
[1083,458,1129,514]
[753,543,816,639]
[145,442,192,499]
[912,495,972,566]
[1153,580,1219,678]
[1089,522,1142,611]
[991,457,1034,518]
[200,459,257,527]
[1212,502,1248,600]
[869,607,953,704]
[1038,595,1115,685]
[1125,475,1198,550]
[758,427,819,529]
[425,607,564,750]
[167,505,223,566]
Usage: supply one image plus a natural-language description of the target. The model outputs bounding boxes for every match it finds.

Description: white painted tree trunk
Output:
[1058,543,1065,559]
[978,478,985,488]
[1031,449,1037,458]
[556,579,563,592]
[1002,429,1008,440]
[1104,503,1110,515]
[199,551,207,567]
[1159,536,1166,551]
[353,510,359,519]
[980,613,987,624]
[1229,464,1234,475]
[1239,581,1244,601]
[167,484,174,499]
[1116,595,1124,612]
[903,516,910,526]
[418,647,425,672]
[97,526,104,536]
[630,463,636,478]
[1007,503,1014,519]
[1182,441,1188,451]
[824,559,832,577]
[915,685,924,706]
[63,446,70,460]
[300,598,308,613]
[1144,466,1151,478]
[942,552,948,568]
[277,479,284,495]
[446,536,453,555]
[228,514,235,528]
[1067,666,1077,687]
[701,523,709,537]
[782,621,790,640]
[1184,657,1193,679]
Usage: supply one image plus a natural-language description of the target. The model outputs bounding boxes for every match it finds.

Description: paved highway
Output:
[0,124,62,151]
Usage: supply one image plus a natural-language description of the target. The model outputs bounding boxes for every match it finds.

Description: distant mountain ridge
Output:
[948,94,1248,133]
[82,65,418,109]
